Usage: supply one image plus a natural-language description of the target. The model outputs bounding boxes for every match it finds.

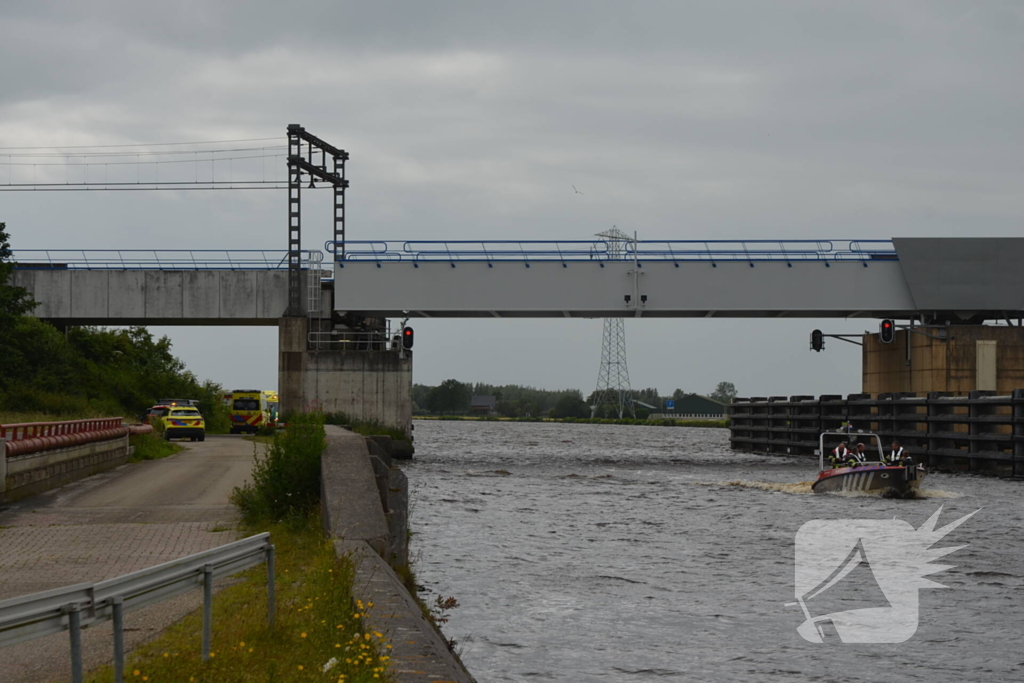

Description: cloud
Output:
[1,1,1022,394]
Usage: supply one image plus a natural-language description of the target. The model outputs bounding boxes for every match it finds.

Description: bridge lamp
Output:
[402,326,414,350]
[879,319,895,344]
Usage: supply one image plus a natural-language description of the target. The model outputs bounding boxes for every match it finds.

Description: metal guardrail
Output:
[11,249,307,270]
[0,418,124,441]
[11,242,900,268]
[328,239,899,264]
[1,418,131,457]
[0,533,275,683]
[308,324,403,352]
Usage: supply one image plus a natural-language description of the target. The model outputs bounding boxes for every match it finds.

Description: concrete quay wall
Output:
[1,435,133,503]
[320,425,474,683]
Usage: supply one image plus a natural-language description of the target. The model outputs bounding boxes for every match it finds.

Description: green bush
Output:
[129,431,181,462]
[231,411,326,524]
[323,411,407,440]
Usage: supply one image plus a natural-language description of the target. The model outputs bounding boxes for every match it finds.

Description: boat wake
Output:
[697,480,962,498]
[698,480,815,494]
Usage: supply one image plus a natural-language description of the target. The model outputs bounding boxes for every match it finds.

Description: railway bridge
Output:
[13,236,1024,433]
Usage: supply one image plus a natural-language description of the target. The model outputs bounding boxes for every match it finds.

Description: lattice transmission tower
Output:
[590,227,635,419]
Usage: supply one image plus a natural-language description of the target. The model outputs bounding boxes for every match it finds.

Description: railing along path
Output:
[1,418,151,457]
[0,534,275,683]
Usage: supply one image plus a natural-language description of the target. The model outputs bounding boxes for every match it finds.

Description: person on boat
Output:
[829,442,849,467]
[886,440,906,465]
[850,442,869,467]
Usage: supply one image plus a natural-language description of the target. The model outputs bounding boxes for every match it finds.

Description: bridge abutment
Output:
[278,317,413,438]
[863,325,1024,395]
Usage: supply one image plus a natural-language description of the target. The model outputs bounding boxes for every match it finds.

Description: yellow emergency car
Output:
[162,406,206,442]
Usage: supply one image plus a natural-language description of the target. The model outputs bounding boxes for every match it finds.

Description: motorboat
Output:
[812,431,925,498]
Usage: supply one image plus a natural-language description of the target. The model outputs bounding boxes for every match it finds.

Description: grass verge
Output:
[130,432,183,462]
[84,514,393,683]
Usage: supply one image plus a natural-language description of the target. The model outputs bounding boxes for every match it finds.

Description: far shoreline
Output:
[413,415,729,428]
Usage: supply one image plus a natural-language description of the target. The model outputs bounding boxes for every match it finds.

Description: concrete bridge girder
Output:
[14,269,292,326]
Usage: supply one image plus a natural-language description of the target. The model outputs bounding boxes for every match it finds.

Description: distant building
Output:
[653,393,726,419]
[470,395,497,415]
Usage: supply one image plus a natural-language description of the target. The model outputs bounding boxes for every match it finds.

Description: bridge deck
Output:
[13,238,1024,323]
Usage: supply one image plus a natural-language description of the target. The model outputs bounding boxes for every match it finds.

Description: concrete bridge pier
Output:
[863,324,1024,395]
[278,317,413,439]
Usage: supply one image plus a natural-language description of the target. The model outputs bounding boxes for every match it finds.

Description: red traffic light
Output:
[879,319,895,344]
[402,326,414,349]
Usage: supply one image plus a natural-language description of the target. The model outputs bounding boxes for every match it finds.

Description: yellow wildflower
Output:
[301,632,308,638]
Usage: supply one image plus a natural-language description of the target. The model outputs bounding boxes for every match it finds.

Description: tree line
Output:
[412,380,738,418]
[0,222,230,429]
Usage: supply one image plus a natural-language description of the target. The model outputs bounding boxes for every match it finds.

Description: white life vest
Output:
[832,447,848,458]
[889,447,904,461]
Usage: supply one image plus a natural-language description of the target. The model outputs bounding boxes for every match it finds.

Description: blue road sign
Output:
[666,400,675,409]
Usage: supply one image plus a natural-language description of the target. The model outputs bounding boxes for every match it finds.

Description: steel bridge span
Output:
[12,238,1024,324]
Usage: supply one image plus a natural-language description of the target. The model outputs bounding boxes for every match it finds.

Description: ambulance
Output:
[229,390,271,434]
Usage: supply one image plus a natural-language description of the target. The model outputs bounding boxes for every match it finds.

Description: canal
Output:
[405,420,1023,682]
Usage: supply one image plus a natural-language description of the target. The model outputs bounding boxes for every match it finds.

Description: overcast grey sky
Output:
[2,1,1022,397]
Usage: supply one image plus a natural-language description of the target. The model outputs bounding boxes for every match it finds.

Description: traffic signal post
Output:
[809,320,952,353]
[809,329,864,352]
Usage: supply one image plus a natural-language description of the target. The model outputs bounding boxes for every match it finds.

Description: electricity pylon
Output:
[590,227,636,419]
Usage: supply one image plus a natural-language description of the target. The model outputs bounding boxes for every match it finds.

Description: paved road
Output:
[0,435,256,683]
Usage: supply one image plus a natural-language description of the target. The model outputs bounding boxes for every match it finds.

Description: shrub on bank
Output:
[129,431,182,462]
[231,412,326,524]
[323,411,407,441]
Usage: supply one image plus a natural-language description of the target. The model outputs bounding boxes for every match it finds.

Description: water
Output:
[403,420,1024,682]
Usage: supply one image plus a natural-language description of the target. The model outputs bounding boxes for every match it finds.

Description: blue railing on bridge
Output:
[327,240,898,265]
[12,250,298,270]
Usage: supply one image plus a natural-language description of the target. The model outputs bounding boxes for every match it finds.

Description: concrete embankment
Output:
[1,432,135,504]
[321,425,474,683]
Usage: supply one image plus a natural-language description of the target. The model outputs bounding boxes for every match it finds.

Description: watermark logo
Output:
[788,506,978,643]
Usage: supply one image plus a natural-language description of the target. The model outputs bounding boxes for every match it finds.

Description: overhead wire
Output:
[0,137,282,151]
[0,153,286,167]
[0,134,328,190]
[1,145,287,158]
